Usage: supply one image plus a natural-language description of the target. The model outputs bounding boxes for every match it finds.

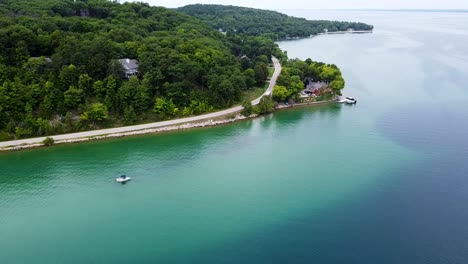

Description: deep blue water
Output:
[276,10,468,263]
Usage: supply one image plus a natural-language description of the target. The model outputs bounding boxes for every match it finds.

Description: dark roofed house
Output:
[118,59,139,79]
[303,77,313,86]
[304,81,327,95]
[79,9,90,17]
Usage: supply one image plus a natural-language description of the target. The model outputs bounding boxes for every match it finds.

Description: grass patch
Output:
[316,94,335,101]
[241,87,266,102]
[0,131,12,142]
[268,67,275,78]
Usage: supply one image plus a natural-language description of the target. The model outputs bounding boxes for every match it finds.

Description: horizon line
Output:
[277,8,468,12]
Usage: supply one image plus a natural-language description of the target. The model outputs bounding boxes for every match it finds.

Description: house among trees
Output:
[79,9,90,17]
[118,59,139,79]
[304,80,328,96]
[31,57,52,63]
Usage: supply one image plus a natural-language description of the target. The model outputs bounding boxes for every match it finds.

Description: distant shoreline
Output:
[317,30,373,35]
[279,30,373,41]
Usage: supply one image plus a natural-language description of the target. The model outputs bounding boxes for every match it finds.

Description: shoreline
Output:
[0,99,338,152]
[0,114,253,152]
[317,30,373,35]
[280,30,373,41]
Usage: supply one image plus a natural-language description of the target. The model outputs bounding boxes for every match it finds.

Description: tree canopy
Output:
[274,58,346,102]
[0,0,279,140]
[178,4,374,40]
[0,1,358,141]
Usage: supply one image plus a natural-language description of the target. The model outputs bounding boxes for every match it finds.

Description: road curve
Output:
[0,57,282,149]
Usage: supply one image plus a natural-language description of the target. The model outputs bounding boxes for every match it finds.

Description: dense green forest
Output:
[178,4,374,40]
[273,59,345,102]
[0,0,359,141]
[0,0,283,140]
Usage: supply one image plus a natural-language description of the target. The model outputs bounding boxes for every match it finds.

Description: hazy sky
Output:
[141,0,468,10]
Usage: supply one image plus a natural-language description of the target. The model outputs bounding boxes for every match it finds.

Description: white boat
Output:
[339,96,357,104]
[116,175,131,183]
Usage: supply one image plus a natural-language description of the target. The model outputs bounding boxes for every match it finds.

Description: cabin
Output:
[28,57,53,73]
[79,9,90,17]
[118,59,139,79]
[31,57,52,63]
[304,81,328,96]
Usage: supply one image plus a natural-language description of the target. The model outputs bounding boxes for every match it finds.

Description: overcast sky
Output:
[141,0,468,10]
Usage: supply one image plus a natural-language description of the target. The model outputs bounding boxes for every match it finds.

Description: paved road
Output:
[0,57,282,148]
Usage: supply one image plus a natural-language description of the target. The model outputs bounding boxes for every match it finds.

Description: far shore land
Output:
[281,30,373,40]
[318,30,374,35]
[0,98,339,152]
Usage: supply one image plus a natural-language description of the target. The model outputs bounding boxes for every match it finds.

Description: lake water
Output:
[1,10,468,263]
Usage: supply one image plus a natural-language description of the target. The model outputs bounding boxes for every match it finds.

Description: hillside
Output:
[178,4,374,39]
[0,0,280,140]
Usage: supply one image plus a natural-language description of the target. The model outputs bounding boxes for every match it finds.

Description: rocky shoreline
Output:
[0,98,339,152]
[0,114,253,152]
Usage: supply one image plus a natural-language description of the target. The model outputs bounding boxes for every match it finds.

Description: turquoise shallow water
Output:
[1,11,468,263]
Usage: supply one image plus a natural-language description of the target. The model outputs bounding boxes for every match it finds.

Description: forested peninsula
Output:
[0,0,371,142]
[178,4,374,40]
